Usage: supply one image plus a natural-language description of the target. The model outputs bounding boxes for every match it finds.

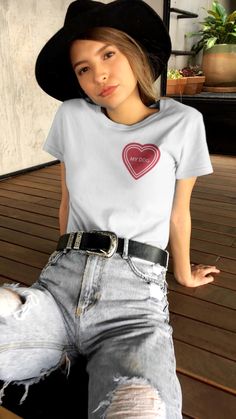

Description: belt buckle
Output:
[86,231,118,258]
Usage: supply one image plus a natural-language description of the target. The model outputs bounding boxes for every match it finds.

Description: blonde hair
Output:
[77,26,158,106]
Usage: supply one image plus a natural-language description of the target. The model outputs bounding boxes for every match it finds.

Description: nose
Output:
[93,64,108,84]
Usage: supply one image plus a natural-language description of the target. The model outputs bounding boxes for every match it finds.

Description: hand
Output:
[188,264,220,287]
[176,264,220,288]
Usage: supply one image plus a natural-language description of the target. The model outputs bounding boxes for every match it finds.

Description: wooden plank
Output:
[0,257,41,285]
[167,252,221,282]
[0,196,58,218]
[203,170,236,179]
[175,340,236,393]
[0,242,49,268]
[36,197,60,208]
[0,205,58,229]
[192,190,236,204]
[209,170,236,178]
[0,188,44,203]
[191,228,234,246]
[172,314,236,360]
[211,155,236,165]
[26,171,60,180]
[189,249,235,274]
[0,215,59,241]
[0,183,61,200]
[191,238,236,260]
[168,273,236,309]
[18,174,60,186]
[169,249,219,267]
[191,209,236,227]
[211,157,236,166]
[216,256,236,275]
[0,227,56,253]
[191,202,236,219]
[195,175,236,187]
[178,373,236,419]
[168,288,236,332]
[192,196,236,212]
[191,218,236,236]
[168,260,236,291]
[204,270,236,291]
[0,406,22,419]
[6,178,61,193]
[193,186,236,201]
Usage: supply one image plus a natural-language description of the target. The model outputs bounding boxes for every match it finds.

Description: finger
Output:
[204,267,220,275]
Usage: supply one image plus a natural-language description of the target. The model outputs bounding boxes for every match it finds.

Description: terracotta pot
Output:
[202,44,236,87]
[166,78,187,95]
[184,76,206,95]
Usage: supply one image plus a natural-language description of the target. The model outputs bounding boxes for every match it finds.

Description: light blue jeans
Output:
[0,249,182,418]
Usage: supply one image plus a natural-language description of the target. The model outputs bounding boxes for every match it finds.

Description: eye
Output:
[104,51,115,59]
[77,66,89,76]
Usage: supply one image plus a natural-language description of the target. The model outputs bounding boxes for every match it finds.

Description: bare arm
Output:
[59,162,69,235]
[169,177,220,287]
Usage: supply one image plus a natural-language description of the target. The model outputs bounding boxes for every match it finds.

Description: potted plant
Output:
[180,65,206,94]
[188,1,236,91]
[166,69,187,95]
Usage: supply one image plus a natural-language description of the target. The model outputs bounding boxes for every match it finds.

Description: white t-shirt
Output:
[43,97,213,249]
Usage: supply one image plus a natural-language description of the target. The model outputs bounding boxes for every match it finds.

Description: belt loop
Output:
[66,232,75,250]
[122,238,129,260]
[165,249,169,270]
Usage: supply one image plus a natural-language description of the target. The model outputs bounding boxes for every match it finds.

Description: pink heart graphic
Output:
[122,143,160,179]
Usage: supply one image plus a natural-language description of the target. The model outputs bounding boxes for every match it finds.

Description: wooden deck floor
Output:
[0,154,235,418]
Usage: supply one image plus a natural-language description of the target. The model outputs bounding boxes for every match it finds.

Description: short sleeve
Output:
[176,112,213,179]
[43,105,64,162]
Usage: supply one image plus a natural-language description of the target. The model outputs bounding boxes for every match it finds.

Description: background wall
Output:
[0,0,72,176]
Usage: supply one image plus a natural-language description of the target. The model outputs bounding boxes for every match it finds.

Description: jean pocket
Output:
[126,256,168,301]
[40,250,65,276]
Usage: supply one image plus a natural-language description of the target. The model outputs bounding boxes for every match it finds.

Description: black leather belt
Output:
[56,231,169,268]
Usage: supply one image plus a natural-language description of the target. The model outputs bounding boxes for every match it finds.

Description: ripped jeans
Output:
[0,250,182,418]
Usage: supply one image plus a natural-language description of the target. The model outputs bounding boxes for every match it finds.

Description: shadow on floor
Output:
[2,355,89,419]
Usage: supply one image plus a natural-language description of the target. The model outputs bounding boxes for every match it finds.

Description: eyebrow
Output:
[73,44,112,70]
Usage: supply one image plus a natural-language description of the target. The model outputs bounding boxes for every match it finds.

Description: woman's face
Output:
[70,39,140,110]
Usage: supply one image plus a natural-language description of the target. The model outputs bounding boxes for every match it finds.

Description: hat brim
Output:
[35,0,171,101]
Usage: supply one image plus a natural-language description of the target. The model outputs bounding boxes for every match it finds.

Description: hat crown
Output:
[65,0,104,25]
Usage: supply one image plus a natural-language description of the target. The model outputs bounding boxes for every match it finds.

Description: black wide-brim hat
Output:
[35,0,171,102]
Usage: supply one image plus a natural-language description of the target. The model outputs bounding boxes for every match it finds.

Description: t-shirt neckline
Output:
[95,99,164,130]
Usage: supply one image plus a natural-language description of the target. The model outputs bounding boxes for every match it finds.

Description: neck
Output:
[103,97,158,125]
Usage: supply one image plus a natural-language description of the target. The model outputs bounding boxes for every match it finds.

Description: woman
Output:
[0,1,220,418]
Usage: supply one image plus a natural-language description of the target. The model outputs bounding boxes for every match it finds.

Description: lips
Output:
[99,85,118,97]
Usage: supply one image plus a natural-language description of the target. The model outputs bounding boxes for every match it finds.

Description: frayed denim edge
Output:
[0,352,71,405]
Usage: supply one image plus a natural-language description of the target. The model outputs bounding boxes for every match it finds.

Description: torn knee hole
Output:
[94,377,166,418]
[0,288,23,317]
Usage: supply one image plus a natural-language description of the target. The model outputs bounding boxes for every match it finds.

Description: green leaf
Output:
[206,37,218,49]
[186,30,204,38]
[207,10,218,19]
[216,3,227,20]
[227,11,236,22]
[212,1,218,14]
